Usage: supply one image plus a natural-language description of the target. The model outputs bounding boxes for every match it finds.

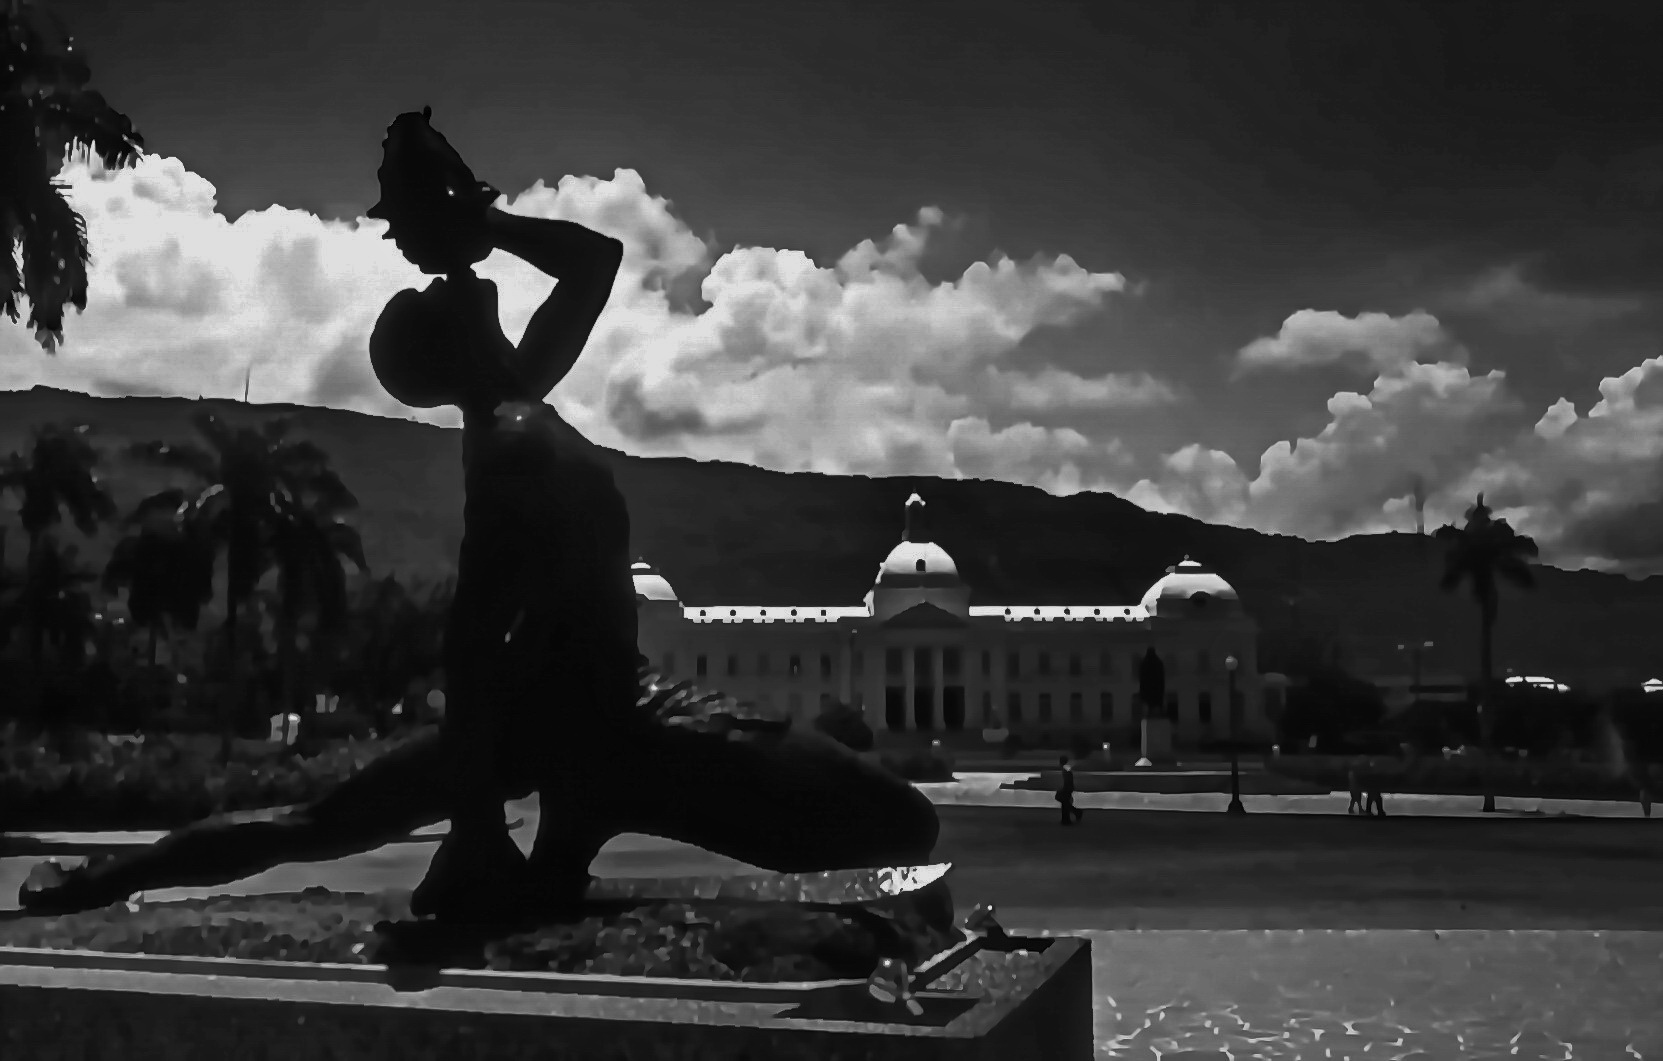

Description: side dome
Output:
[874,493,963,590]
[632,559,679,603]
[1140,556,1238,617]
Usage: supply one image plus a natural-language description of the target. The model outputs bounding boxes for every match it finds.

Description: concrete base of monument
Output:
[0,931,1093,1060]
[1140,718,1174,763]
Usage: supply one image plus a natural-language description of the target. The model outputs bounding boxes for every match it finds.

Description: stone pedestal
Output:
[1141,718,1173,763]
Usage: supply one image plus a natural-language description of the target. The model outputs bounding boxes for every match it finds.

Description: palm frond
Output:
[127,439,219,481]
[32,89,144,171]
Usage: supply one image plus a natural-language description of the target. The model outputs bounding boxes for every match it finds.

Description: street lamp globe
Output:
[1225,654,1238,672]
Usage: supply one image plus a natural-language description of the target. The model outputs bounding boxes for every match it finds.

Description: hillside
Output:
[3,386,1660,691]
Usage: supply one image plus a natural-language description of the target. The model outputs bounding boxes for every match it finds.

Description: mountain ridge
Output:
[3,385,1659,692]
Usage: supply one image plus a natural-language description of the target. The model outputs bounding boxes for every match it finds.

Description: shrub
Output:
[0,726,437,830]
[811,702,875,753]
[1067,732,1098,762]
[877,749,955,782]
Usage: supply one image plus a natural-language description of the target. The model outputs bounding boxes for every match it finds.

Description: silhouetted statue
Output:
[19,109,939,923]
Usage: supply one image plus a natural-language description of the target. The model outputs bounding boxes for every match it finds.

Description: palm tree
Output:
[102,489,216,668]
[0,422,115,672]
[129,412,359,761]
[267,491,367,729]
[2,0,144,351]
[1433,493,1539,812]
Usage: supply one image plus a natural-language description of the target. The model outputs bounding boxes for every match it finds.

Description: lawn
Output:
[930,805,1663,931]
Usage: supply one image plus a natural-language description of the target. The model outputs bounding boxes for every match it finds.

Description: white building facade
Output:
[636,494,1269,745]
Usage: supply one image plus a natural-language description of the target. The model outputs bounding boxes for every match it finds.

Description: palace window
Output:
[788,654,802,677]
[1068,691,1083,722]
[1099,690,1114,722]
[726,654,740,677]
[1198,691,1213,724]
[1037,692,1052,722]
[1006,691,1023,724]
[1099,650,1114,674]
[1038,652,1052,676]
[1007,651,1021,679]
[692,653,704,677]
[982,690,995,725]
[664,651,677,675]
[820,652,833,679]
[981,650,992,677]
[1068,653,1082,677]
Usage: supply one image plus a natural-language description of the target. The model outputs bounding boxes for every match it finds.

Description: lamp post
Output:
[1397,640,1434,705]
[1225,654,1245,815]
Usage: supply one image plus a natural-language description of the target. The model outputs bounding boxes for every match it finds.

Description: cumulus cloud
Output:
[1129,358,1522,538]
[2,156,1142,495]
[7,154,1662,575]
[1132,303,1663,573]
[1444,263,1647,333]
[1235,308,1462,375]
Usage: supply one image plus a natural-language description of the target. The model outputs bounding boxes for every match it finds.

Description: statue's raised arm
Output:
[364,106,622,410]
[483,208,623,401]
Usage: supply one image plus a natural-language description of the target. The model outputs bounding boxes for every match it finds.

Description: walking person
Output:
[1057,755,1084,825]
[1347,765,1364,815]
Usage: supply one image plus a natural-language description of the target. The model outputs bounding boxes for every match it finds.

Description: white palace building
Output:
[635,494,1270,746]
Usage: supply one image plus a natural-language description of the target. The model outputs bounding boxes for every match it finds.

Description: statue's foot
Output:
[17,854,122,916]
[410,823,533,924]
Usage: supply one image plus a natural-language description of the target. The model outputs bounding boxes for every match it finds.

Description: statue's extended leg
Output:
[18,730,457,915]
[525,717,940,905]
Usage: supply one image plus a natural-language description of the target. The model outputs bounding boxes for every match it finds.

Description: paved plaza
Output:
[5,784,1661,1058]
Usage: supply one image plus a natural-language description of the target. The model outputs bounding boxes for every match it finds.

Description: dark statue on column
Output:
[1138,645,1166,720]
[19,109,940,924]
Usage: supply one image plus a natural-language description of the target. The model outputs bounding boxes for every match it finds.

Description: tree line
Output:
[0,414,451,758]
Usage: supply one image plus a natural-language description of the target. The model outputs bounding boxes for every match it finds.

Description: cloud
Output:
[1129,358,1522,539]
[1,154,1142,499]
[980,366,1178,414]
[1443,263,1647,333]
[1235,308,1461,375]
[8,155,1663,575]
[1456,355,1663,573]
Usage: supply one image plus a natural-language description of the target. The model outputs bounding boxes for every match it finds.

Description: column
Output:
[900,641,914,733]
[840,633,853,705]
[933,645,945,730]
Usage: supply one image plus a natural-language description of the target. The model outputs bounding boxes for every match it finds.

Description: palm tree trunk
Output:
[1478,607,1496,813]
[278,600,298,752]
[222,586,239,768]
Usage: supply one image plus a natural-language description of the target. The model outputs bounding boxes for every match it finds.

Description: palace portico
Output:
[635,494,1269,745]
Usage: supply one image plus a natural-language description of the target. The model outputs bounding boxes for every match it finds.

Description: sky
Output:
[5,0,1663,575]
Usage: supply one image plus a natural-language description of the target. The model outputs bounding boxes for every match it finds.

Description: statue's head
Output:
[367,107,499,276]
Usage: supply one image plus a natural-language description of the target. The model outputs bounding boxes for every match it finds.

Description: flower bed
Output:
[0,887,965,984]
[0,900,1094,1061]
